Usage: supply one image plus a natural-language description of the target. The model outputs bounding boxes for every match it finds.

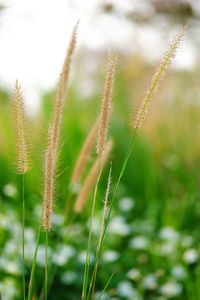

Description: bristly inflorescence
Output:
[13,80,28,174]
[42,125,55,231]
[132,26,185,129]
[42,21,79,231]
[52,20,79,162]
[97,52,117,155]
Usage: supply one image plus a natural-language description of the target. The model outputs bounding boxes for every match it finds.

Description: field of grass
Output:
[0,27,200,300]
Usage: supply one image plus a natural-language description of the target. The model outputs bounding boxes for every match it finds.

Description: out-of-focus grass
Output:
[0,56,200,299]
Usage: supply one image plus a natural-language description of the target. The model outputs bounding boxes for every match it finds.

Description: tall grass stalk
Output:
[22,173,25,300]
[85,27,185,299]
[82,52,117,300]
[99,26,185,261]
[27,225,41,300]
[27,22,79,299]
[87,165,112,300]
[13,80,28,300]
[45,231,48,300]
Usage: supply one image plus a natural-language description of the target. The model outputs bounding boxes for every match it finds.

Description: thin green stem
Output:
[100,129,137,248]
[22,173,26,300]
[82,155,102,300]
[45,231,48,300]
[98,268,117,300]
[27,225,41,300]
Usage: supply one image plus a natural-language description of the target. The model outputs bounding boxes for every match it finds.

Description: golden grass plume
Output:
[42,125,55,231]
[52,20,79,160]
[132,26,185,129]
[13,80,28,174]
[97,52,117,155]
[74,140,113,213]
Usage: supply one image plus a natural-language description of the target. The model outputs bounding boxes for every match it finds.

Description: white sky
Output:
[0,0,196,111]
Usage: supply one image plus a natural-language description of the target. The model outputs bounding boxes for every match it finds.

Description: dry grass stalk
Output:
[132,26,185,129]
[74,140,113,213]
[52,20,79,160]
[97,53,117,155]
[42,125,55,231]
[13,80,28,174]
[71,120,99,184]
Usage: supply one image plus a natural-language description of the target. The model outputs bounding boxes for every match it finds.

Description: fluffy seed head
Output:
[132,26,185,129]
[97,53,117,155]
[74,140,113,213]
[52,20,79,161]
[13,80,28,174]
[42,125,55,231]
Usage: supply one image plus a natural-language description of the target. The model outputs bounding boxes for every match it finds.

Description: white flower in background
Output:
[4,240,18,256]
[160,281,182,298]
[157,243,176,256]
[52,245,75,266]
[108,216,130,236]
[61,271,77,284]
[130,236,149,250]
[52,213,64,226]
[159,227,180,243]
[102,250,119,262]
[171,265,187,280]
[78,251,95,264]
[88,216,101,235]
[3,183,17,197]
[94,291,109,300]
[183,249,198,264]
[0,257,21,275]
[117,281,140,299]
[127,268,141,281]
[0,278,18,300]
[10,223,21,237]
[181,235,193,248]
[118,197,135,211]
[24,227,35,243]
[25,242,36,262]
[143,274,157,290]
[37,245,52,267]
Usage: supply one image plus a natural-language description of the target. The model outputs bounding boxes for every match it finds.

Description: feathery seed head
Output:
[132,26,185,129]
[13,80,28,174]
[42,125,55,231]
[52,20,79,161]
[97,52,117,155]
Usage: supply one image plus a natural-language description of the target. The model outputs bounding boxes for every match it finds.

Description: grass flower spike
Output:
[97,53,117,155]
[52,20,79,161]
[42,126,55,231]
[13,80,28,174]
[132,26,185,129]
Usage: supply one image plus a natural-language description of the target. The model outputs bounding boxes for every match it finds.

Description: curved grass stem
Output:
[22,173,26,300]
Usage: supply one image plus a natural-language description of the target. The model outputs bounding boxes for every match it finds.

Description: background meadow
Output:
[0,1,200,299]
